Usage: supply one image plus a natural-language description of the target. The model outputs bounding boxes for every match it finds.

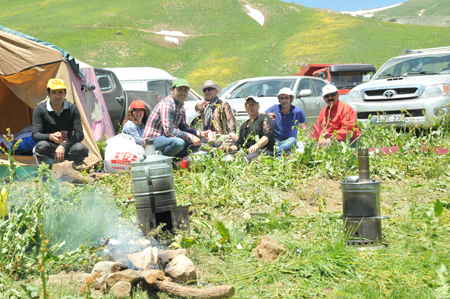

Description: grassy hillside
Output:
[1,0,450,91]
[372,0,450,27]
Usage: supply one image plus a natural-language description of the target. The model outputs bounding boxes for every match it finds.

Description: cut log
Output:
[154,280,235,299]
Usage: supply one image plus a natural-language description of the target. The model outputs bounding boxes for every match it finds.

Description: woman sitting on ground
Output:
[122,100,149,146]
[225,96,275,162]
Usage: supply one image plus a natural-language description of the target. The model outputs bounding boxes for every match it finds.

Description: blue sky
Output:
[282,0,407,12]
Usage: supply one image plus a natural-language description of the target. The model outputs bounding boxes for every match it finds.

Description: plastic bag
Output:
[104,133,145,173]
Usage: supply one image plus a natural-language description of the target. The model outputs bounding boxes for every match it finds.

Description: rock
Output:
[158,249,186,270]
[252,236,286,263]
[242,212,251,219]
[110,281,132,298]
[91,261,116,290]
[52,160,94,184]
[127,251,143,269]
[104,272,141,290]
[164,254,197,283]
[141,246,159,270]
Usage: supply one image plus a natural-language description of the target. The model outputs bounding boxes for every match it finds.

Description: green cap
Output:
[172,78,190,88]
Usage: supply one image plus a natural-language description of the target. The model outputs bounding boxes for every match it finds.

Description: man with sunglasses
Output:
[195,80,238,147]
[142,78,209,158]
[265,87,311,155]
[312,85,360,148]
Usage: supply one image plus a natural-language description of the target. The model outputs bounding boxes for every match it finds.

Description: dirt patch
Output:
[288,178,343,216]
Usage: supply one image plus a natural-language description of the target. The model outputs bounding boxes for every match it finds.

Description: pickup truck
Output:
[294,63,377,95]
[348,47,450,128]
[94,68,160,133]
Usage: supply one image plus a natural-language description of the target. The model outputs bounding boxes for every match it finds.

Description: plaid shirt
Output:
[123,120,145,146]
[142,95,200,146]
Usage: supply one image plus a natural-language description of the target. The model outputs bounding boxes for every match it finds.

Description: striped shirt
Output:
[142,95,200,146]
[196,97,237,134]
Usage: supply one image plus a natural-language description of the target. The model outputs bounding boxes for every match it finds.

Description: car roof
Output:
[105,67,176,80]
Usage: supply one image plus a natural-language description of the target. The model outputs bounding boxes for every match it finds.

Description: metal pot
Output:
[340,180,381,217]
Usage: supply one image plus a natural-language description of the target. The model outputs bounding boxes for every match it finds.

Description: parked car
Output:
[105,67,202,127]
[348,46,450,127]
[220,76,330,125]
[94,68,160,133]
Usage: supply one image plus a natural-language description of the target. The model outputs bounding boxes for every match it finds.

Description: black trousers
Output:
[35,141,89,165]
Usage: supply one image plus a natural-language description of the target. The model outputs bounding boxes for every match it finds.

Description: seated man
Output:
[265,87,311,155]
[32,78,89,166]
[142,78,209,158]
[312,85,360,148]
[226,97,275,162]
[195,80,238,148]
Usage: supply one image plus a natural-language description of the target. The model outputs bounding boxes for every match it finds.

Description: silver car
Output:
[348,47,450,127]
[220,76,330,125]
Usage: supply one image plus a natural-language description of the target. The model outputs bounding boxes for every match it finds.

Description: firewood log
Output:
[154,280,235,299]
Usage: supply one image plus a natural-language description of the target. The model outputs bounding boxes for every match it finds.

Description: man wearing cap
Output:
[265,87,311,155]
[32,78,89,166]
[195,80,238,146]
[312,85,360,148]
[226,96,275,161]
[142,78,209,158]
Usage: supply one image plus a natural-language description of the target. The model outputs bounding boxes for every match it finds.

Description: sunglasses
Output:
[324,92,338,99]
[203,87,216,92]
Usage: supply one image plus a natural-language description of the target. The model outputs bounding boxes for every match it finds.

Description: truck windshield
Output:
[329,71,374,89]
[374,53,450,80]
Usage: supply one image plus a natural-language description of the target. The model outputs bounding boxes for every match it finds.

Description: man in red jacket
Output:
[312,85,360,148]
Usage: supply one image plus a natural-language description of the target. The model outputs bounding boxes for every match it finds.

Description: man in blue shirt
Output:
[265,87,311,155]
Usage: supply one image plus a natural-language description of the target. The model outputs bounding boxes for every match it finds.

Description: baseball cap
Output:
[172,78,190,88]
[322,85,338,96]
[129,100,146,110]
[245,96,259,104]
[47,78,66,90]
[278,87,294,96]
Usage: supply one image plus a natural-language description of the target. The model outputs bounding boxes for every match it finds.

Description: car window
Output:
[297,79,315,96]
[220,80,240,97]
[230,79,296,98]
[95,73,115,91]
[311,79,327,96]
[147,80,172,98]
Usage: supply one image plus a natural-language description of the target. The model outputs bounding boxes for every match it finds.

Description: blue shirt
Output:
[265,104,306,140]
[123,120,145,146]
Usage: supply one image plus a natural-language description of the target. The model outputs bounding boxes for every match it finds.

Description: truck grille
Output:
[363,87,419,101]
[357,109,424,119]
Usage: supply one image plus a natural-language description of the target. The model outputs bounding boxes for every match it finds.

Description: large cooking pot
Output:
[340,179,381,217]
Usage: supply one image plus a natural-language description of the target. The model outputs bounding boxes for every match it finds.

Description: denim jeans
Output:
[275,137,297,156]
[152,136,199,158]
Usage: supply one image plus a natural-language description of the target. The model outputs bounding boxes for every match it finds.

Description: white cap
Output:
[278,87,294,96]
[322,85,338,96]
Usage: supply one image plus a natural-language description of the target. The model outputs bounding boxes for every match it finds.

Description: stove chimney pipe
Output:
[358,148,370,182]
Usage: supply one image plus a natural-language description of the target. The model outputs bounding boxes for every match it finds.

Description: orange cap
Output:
[130,100,146,109]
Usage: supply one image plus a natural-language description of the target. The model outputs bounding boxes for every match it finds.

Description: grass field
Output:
[0,119,450,298]
[1,0,450,90]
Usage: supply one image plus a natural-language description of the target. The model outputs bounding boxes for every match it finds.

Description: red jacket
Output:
[312,100,360,141]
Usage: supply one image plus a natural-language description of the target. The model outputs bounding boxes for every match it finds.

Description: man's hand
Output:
[318,138,332,147]
[229,132,238,142]
[248,143,259,153]
[51,132,63,144]
[192,135,202,146]
[195,100,209,112]
[200,130,210,139]
[54,145,66,162]
[267,113,276,120]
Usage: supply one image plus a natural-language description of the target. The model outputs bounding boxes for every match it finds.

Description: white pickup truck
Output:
[348,46,450,128]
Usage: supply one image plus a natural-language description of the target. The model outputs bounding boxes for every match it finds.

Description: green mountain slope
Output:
[372,0,450,27]
[1,0,450,90]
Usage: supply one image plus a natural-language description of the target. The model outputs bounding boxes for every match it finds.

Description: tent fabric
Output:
[0,25,83,79]
[75,61,115,140]
[0,26,104,166]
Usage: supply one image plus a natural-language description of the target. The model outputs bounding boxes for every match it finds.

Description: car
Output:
[347,46,450,127]
[220,76,330,125]
[105,67,202,127]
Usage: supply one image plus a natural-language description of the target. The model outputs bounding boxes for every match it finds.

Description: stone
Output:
[164,254,197,283]
[141,246,159,270]
[157,249,186,270]
[52,160,94,184]
[104,272,141,290]
[91,261,116,290]
[252,236,286,263]
[110,281,132,298]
